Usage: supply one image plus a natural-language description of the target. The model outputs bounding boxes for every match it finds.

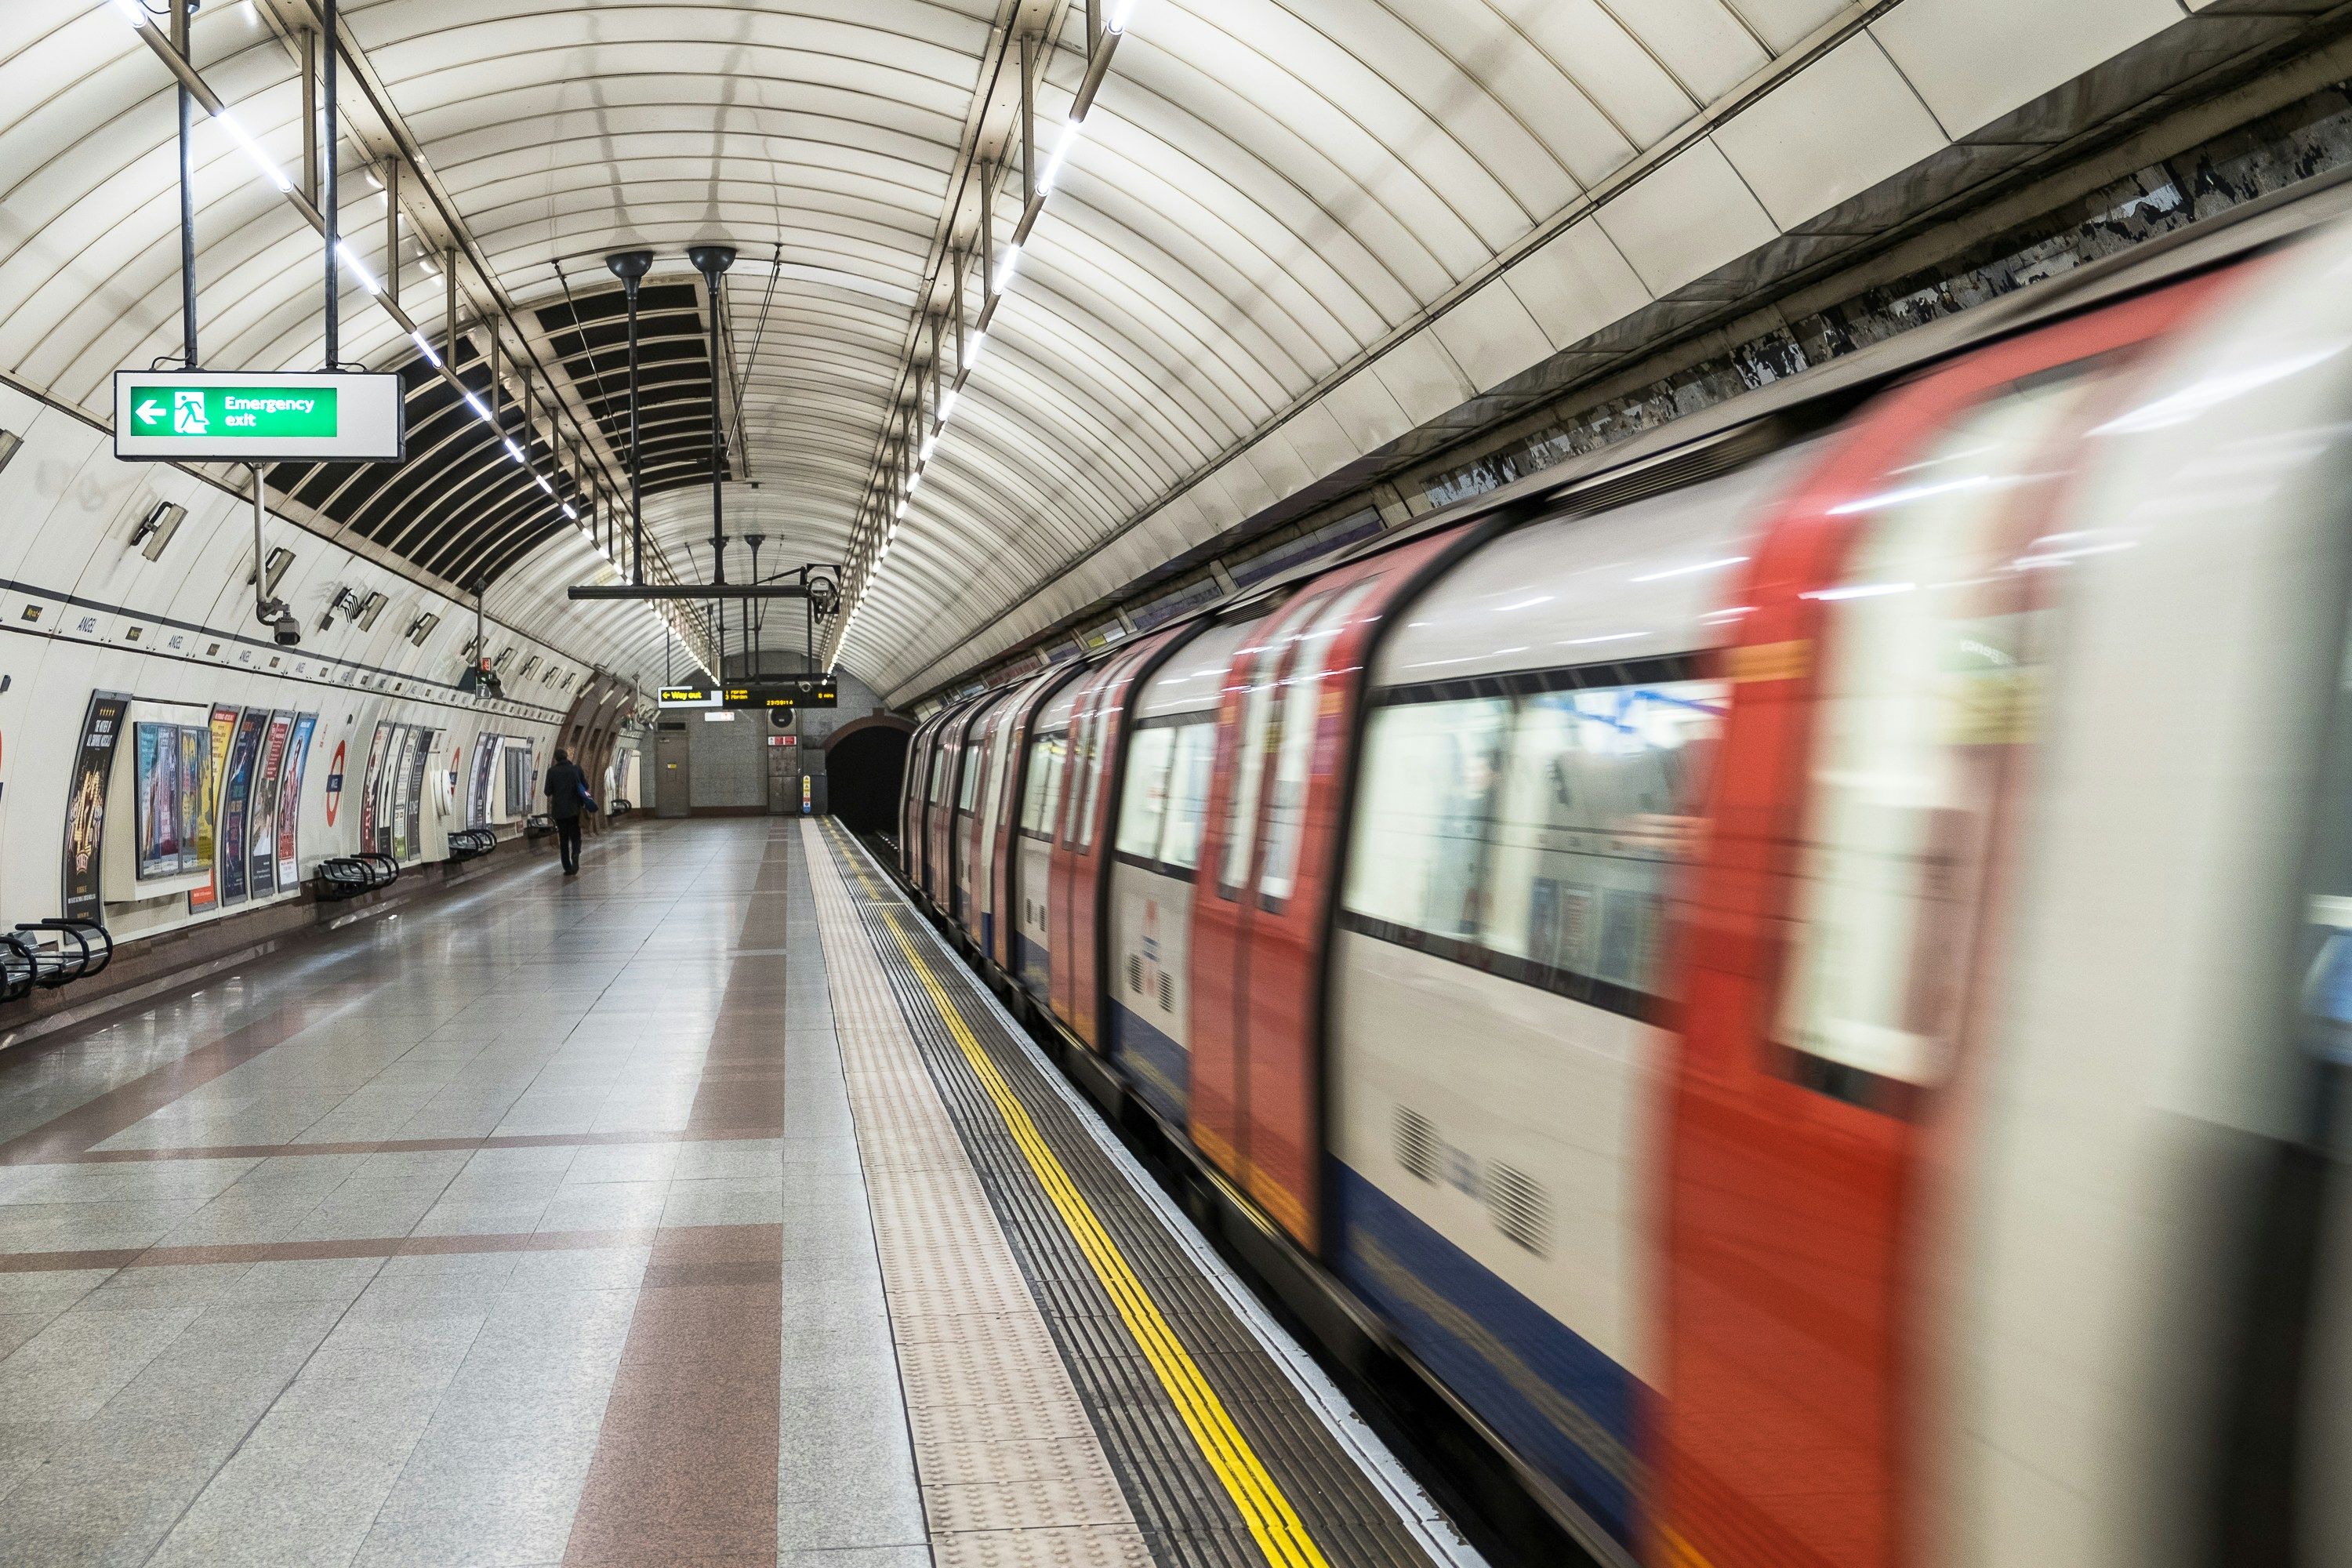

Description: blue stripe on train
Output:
[1108,1001,1189,1125]
[1016,932,1051,999]
[1330,1164,1643,1551]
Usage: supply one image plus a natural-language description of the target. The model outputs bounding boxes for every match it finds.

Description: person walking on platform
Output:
[544,747,595,876]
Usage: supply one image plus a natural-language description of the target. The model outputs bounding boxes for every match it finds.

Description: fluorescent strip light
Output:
[111,0,148,29]
[1038,118,1082,192]
[408,328,441,368]
[938,388,959,423]
[534,472,555,495]
[993,243,1023,296]
[906,468,924,495]
[334,241,382,296]
[920,430,939,463]
[1106,0,1142,33]
[895,497,909,520]
[214,109,293,193]
[964,332,989,372]
[503,438,524,461]
[463,391,492,420]
[561,503,578,520]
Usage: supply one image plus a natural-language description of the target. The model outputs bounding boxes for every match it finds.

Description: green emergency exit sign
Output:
[111,369,405,463]
[127,385,339,440]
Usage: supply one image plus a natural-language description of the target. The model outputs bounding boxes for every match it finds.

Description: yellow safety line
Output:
[828,826,1333,1568]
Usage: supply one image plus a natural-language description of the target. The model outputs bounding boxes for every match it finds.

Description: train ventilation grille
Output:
[1127,954,1142,993]
[1486,1162,1551,1256]
[1158,972,1173,1012]
[1394,1107,1437,1185]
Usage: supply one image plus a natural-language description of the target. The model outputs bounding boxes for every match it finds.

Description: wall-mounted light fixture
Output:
[246,546,293,598]
[129,500,186,561]
[405,610,440,647]
[0,429,20,477]
[356,590,388,630]
[318,586,364,631]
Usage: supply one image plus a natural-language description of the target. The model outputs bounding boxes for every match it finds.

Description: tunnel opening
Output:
[825,717,912,836]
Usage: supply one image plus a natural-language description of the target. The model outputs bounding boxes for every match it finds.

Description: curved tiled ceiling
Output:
[0,0,2234,699]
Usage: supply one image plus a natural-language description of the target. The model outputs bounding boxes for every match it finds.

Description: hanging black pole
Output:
[604,250,652,584]
[173,0,196,368]
[688,245,735,687]
[686,245,736,587]
[321,0,339,366]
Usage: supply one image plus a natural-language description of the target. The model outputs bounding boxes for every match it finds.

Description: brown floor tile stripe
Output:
[0,1220,780,1273]
[0,992,372,1166]
[564,826,792,1568]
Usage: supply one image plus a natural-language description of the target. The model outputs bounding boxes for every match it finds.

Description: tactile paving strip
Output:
[807,823,1156,1568]
[809,822,1465,1568]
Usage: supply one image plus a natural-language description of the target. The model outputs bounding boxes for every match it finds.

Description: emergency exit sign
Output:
[112,370,405,462]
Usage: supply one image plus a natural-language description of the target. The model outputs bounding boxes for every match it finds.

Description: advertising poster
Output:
[216,709,267,908]
[248,712,292,899]
[62,692,129,923]
[190,704,238,913]
[133,724,180,880]
[503,743,531,819]
[277,713,316,888]
[390,727,419,859]
[176,727,204,875]
[470,734,499,826]
[358,721,390,854]
[401,728,433,859]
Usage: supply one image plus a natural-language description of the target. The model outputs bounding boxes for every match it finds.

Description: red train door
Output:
[1655,275,2234,1568]
[1192,530,1469,1247]
[1047,636,1175,1049]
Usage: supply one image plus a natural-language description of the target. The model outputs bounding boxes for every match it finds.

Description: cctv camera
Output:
[273,613,301,648]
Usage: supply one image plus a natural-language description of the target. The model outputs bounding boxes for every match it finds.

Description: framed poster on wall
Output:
[189,703,238,913]
[248,711,292,898]
[216,708,267,908]
[277,713,316,888]
[61,692,129,923]
[133,723,183,880]
[359,720,392,855]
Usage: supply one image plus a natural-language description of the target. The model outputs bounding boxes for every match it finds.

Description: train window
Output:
[1483,679,1723,1000]
[928,743,951,804]
[1221,592,1330,898]
[1072,706,1101,848]
[1341,697,1510,940]
[1159,722,1217,873]
[1775,387,2071,1097]
[1020,731,1065,839]
[1260,582,1380,907]
[1116,724,1176,860]
[956,740,984,811]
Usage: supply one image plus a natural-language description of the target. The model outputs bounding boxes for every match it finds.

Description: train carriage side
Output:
[1323,442,1819,1559]
[1102,615,1263,1125]
[964,685,1028,956]
[990,663,1087,975]
[921,699,970,908]
[948,689,1011,931]
[1012,672,1087,1005]
[1047,637,1174,1050]
[1189,529,1479,1248]
[900,715,940,885]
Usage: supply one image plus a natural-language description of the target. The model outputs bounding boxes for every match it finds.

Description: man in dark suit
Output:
[544,748,593,875]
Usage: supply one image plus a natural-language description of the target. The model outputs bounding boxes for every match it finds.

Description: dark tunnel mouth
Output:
[826,725,909,834]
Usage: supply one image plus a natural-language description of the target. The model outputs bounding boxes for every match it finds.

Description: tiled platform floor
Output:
[0,818,1459,1568]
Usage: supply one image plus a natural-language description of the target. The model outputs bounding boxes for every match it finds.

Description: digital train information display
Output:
[657,677,838,710]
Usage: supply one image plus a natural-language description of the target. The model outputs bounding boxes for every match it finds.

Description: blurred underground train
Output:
[894,182,2352,1568]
